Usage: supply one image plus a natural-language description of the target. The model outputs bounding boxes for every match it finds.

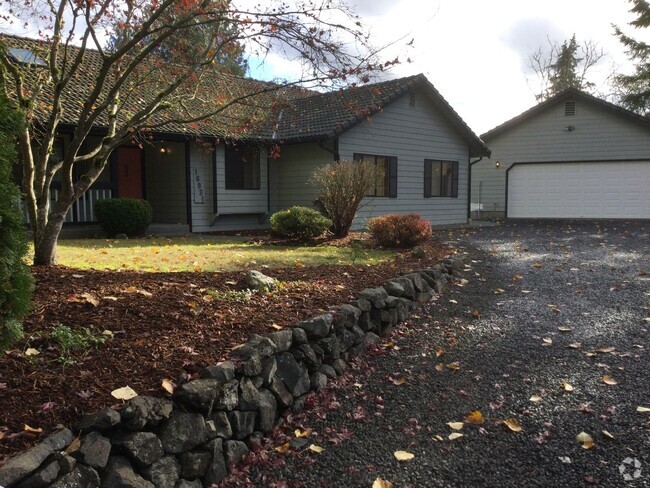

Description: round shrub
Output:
[0,89,33,350]
[367,213,432,248]
[95,198,153,237]
[270,206,332,239]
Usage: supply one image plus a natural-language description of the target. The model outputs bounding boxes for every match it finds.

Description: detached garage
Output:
[471,89,650,220]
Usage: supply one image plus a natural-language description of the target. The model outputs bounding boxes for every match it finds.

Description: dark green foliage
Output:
[367,213,432,248]
[0,87,34,350]
[270,206,332,239]
[614,1,650,114]
[95,198,153,237]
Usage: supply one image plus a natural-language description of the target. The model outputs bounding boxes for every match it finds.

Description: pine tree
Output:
[0,77,34,350]
[529,35,603,102]
[614,0,650,114]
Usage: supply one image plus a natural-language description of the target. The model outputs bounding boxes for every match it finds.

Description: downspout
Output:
[318,138,340,161]
[468,155,483,220]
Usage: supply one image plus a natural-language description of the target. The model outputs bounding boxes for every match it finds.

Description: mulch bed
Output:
[0,240,449,461]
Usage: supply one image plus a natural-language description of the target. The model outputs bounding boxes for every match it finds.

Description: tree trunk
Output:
[33,216,65,265]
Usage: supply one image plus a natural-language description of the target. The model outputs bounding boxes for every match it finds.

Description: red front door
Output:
[117,147,143,199]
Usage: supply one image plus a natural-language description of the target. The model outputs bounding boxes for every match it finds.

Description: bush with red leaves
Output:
[367,213,432,248]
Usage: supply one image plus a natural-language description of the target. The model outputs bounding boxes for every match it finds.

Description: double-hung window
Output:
[353,153,397,198]
[424,160,458,197]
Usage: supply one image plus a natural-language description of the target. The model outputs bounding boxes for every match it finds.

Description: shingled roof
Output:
[481,88,650,141]
[1,34,488,156]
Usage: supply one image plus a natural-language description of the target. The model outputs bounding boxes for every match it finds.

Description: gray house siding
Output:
[472,96,650,218]
[271,142,332,213]
[191,143,270,233]
[337,89,470,227]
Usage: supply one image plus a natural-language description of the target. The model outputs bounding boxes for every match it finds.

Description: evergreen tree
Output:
[529,35,603,102]
[614,0,650,114]
[0,77,34,350]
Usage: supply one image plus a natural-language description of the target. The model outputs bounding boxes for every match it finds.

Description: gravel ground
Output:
[241,220,650,488]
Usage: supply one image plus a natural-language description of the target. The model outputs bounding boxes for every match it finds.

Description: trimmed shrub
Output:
[0,87,34,350]
[270,206,332,239]
[95,198,153,237]
[367,213,432,248]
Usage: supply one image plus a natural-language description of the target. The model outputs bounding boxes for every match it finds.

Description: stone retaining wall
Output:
[0,258,464,488]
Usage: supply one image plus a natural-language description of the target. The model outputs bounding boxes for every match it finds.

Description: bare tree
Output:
[528,35,605,102]
[0,0,396,265]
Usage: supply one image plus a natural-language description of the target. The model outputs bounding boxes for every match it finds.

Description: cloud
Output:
[501,17,565,72]
[349,0,397,17]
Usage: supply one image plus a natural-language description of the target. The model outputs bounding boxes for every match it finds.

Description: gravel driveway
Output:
[243,221,649,488]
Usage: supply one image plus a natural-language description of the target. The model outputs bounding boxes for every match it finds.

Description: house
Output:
[471,89,650,219]
[2,34,490,233]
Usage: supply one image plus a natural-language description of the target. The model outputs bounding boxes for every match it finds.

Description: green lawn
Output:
[48,236,393,272]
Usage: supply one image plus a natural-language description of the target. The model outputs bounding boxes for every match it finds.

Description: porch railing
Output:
[22,188,113,224]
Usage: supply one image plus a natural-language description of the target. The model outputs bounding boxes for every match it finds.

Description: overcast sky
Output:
[346,0,643,134]
[1,0,645,135]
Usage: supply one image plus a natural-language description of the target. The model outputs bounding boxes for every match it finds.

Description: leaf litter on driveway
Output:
[243,221,650,487]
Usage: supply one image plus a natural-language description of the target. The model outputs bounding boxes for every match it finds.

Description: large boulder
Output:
[200,361,235,383]
[256,389,278,433]
[77,432,112,469]
[120,396,173,431]
[178,450,211,480]
[274,352,310,397]
[79,409,121,433]
[245,270,277,291]
[159,413,207,454]
[113,432,164,467]
[101,457,153,488]
[203,440,227,486]
[51,464,100,488]
[143,456,180,488]
[173,379,220,412]
[0,428,73,487]
[297,314,333,339]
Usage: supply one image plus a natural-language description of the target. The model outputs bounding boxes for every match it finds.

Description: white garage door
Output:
[508,161,650,219]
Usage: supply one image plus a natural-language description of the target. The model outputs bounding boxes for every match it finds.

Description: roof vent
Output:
[564,100,576,116]
[8,48,47,67]
[409,91,416,107]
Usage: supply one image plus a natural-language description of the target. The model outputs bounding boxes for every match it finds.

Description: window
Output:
[353,153,397,198]
[424,160,458,198]
[565,101,576,116]
[225,145,260,190]
[8,48,47,67]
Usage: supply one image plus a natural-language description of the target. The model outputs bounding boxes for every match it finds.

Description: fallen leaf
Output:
[529,395,543,403]
[595,347,615,353]
[372,478,393,488]
[448,299,458,304]
[542,338,553,345]
[562,381,574,392]
[308,444,324,453]
[435,363,445,372]
[447,422,464,430]
[602,375,618,386]
[295,429,312,438]
[394,450,415,461]
[446,362,461,371]
[23,424,42,434]
[637,406,650,413]
[136,289,153,297]
[471,310,481,319]
[391,377,407,386]
[464,411,485,425]
[532,262,543,268]
[103,296,119,301]
[576,432,594,449]
[81,293,99,307]
[161,379,175,395]
[602,430,615,440]
[567,343,582,349]
[558,327,572,332]
[24,348,40,357]
[275,442,290,453]
[558,456,572,464]
[503,419,522,432]
[65,436,81,453]
[436,348,444,358]
[494,288,505,295]
[111,386,138,401]
[270,323,283,330]
[448,433,464,440]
